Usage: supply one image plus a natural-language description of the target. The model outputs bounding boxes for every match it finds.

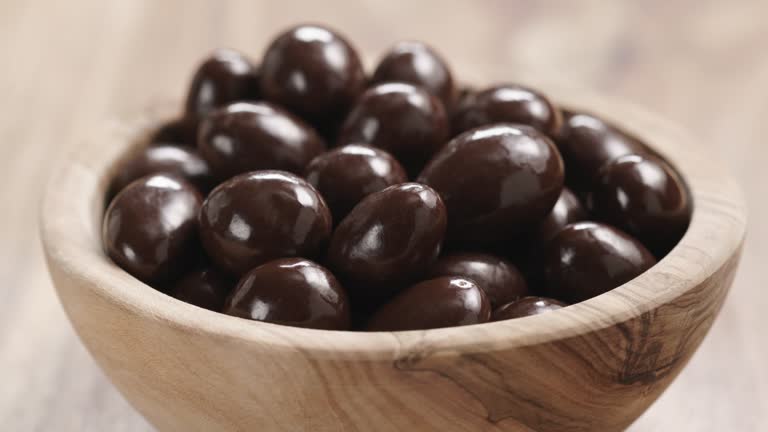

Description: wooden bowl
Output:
[40,87,746,432]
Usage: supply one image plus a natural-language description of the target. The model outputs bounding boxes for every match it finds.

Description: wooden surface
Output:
[1,0,766,430]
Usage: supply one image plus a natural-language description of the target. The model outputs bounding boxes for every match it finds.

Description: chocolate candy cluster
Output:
[103,24,691,331]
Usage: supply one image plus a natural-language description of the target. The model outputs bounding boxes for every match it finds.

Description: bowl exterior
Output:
[44,246,741,432]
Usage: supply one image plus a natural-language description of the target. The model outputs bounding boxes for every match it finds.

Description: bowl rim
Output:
[40,83,747,360]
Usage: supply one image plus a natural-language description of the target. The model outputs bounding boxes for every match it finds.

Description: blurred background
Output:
[1,0,766,430]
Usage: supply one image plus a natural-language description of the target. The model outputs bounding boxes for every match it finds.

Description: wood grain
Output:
[1,0,766,430]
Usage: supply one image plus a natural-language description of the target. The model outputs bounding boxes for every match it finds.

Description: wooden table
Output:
[1,0,765,430]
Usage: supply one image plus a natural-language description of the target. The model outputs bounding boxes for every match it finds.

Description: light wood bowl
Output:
[40,87,746,432]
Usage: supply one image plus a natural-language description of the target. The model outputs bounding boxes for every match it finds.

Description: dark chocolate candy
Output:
[418,123,564,245]
[224,258,349,330]
[103,174,202,284]
[586,154,691,257]
[367,276,490,331]
[150,117,199,147]
[199,171,332,275]
[452,84,561,136]
[171,267,234,311]
[184,48,260,117]
[260,24,365,131]
[108,145,213,199]
[371,41,455,109]
[304,144,407,221]
[533,187,588,244]
[429,252,528,308]
[555,110,649,192]
[198,102,325,180]
[326,183,446,302]
[522,187,589,285]
[337,82,448,175]
[491,296,566,321]
[541,221,656,303]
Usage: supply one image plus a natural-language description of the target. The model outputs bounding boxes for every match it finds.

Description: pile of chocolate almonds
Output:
[103,24,692,331]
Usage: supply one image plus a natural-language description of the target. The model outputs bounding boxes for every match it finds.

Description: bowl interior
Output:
[41,81,747,360]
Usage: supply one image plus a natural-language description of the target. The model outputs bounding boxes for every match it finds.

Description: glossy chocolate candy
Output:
[541,222,656,303]
[171,267,234,311]
[555,110,649,192]
[260,24,365,131]
[198,102,325,180]
[429,252,528,308]
[522,187,588,284]
[150,117,200,146]
[224,258,349,330]
[533,187,588,243]
[184,48,260,118]
[371,41,455,109]
[452,84,561,136]
[366,276,490,331]
[304,144,407,221]
[326,183,447,302]
[199,171,332,275]
[491,296,566,321]
[337,82,449,175]
[418,124,564,245]
[108,145,213,199]
[587,154,691,256]
[103,174,202,284]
